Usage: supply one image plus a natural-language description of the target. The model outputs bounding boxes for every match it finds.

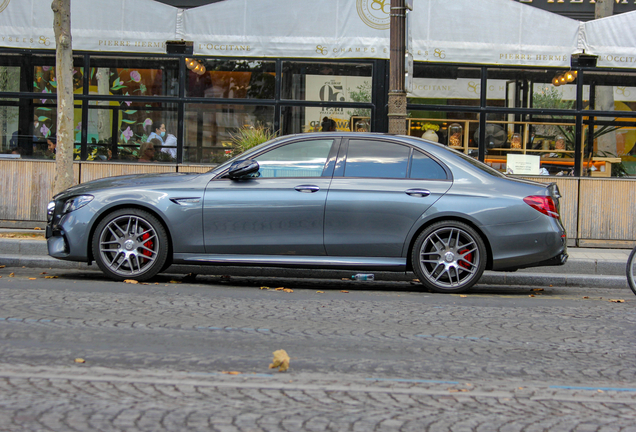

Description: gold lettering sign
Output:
[96,40,165,49]
[198,43,251,52]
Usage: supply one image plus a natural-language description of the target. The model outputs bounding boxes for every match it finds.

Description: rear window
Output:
[454,149,506,178]
[344,140,410,178]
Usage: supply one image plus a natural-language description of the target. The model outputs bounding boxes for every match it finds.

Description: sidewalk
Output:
[0,229,631,289]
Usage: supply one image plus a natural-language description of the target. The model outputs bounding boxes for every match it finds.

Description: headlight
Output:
[62,195,94,214]
[47,201,56,222]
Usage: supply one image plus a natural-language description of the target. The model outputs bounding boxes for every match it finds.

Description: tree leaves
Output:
[269,349,290,372]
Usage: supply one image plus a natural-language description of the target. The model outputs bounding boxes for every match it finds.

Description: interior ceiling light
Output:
[552,70,577,87]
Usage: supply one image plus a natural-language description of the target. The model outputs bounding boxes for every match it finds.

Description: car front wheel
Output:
[92,208,169,281]
[412,221,487,293]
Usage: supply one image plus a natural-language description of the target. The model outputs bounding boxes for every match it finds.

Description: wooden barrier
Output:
[1,160,635,247]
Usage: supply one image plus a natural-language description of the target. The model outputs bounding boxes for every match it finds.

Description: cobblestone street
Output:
[1,268,635,431]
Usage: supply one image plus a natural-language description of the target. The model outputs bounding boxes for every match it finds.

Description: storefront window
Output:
[582,71,636,113]
[407,111,479,156]
[486,68,571,109]
[0,66,20,93]
[280,106,372,135]
[482,113,576,176]
[281,61,373,102]
[410,65,481,108]
[88,57,179,97]
[0,104,19,155]
[32,55,85,96]
[581,117,636,177]
[83,102,177,162]
[183,103,274,164]
[186,59,275,99]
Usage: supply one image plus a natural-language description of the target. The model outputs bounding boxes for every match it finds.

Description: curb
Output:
[0,254,629,290]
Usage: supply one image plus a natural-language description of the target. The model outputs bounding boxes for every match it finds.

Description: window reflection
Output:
[186,59,275,99]
[345,140,410,178]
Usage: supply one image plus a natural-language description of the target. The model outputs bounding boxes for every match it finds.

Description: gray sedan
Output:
[46,133,567,293]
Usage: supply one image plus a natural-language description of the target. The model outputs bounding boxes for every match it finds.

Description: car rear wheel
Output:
[412,221,487,293]
[92,208,169,281]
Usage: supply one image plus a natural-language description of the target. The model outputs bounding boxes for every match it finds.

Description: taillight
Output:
[523,195,559,219]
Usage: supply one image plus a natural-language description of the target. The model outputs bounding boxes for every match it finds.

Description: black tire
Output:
[411,221,487,294]
[627,246,636,296]
[92,208,169,282]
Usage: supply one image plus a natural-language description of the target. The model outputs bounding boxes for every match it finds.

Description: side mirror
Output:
[227,159,260,179]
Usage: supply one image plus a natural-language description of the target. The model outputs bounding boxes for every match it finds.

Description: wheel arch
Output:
[405,216,494,272]
[86,203,174,265]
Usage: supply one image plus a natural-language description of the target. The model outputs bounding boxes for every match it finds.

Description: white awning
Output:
[180,0,390,59]
[411,0,581,68]
[580,10,636,68]
[0,0,179,53]
[0,0,634,68]
[181,0,582,67]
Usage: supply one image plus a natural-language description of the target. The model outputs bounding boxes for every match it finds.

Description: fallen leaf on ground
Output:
[341,278,349,281]
[28,278,36,280]
[40,272,47,275]
[124,279,139,284]
[74,358,85,363]
[316,291,325,294]
[582,296,589,299]
[283,288,293,293]
[448,388,469,393]
[532,288,544,292]
[9,273,14,277]
[260,286,270,290]
[609,299,625,303]
[169,280,182,284]
[341,290,349,293]
[221,371,241,375]
[44,276,58,279]
[0,265,5,268]
[275,287,285,291]
[459,295,467,298]
[269,349,290,372]
[34,227,42,230]
[529,294,535,298]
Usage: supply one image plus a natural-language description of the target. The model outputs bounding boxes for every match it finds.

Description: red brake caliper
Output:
[141,232,153,261]
[459,249,472,269]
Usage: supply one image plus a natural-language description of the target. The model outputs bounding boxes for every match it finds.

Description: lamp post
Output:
[388,0,407,135]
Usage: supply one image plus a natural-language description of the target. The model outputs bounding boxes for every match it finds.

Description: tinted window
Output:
[410,150,447,180]
[344,140,410,178]
[254,139,332,178]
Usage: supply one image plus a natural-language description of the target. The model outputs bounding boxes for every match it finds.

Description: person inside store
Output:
[46,136,56,158]
[148,121,166,144]
[321,117,336,132]
[138,139,159,163]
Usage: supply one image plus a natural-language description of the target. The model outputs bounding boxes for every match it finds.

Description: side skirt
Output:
[173,254,407,271]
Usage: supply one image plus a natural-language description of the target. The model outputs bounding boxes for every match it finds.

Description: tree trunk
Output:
[51,0,74,196]
[594,0,616,155]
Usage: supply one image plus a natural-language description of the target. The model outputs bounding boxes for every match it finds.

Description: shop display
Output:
[448,123,463,147]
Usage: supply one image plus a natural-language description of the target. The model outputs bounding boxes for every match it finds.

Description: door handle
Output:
[405,188,431,197]
[295,185,320,193]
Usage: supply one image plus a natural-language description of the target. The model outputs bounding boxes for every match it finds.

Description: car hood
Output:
[55,172,202,198]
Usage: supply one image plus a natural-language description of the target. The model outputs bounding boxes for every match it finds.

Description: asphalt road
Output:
[1,266,635,431]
